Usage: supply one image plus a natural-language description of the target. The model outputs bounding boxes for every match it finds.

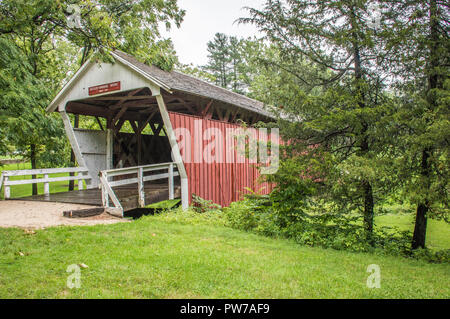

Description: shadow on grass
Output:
[124,208,158,219]
[124,199,181,219]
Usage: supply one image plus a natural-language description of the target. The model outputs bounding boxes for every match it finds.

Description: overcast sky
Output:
[161,0,265,66]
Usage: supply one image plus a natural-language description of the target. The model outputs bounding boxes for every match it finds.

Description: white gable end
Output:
[47,59,165,113]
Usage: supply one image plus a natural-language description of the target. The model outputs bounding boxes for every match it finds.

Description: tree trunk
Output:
[30,144,37,195]
[412,148,431,249]
[68,150,76,191]
[361,134,374,243]
[412,203,428,249]
[363,181,374,233]
[350,6,375,242]
[412,0,439,250]
[68,115,79,191]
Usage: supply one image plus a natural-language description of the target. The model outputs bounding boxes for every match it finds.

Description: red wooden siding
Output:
[169,112,276,207]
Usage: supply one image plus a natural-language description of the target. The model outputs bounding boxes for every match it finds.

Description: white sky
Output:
[161,0,265,66]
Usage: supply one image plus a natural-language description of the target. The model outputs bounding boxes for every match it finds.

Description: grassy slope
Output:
[2,162,447,249]
[0,163,84,199]
[0,213,448,299]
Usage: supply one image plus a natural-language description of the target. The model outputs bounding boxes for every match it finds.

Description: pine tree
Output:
[241,0,393,240]
[383,0,449,249]
[228,36,244,93]
[205,33,232,88]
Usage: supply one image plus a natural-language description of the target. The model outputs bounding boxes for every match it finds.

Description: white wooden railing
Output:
[99,162,179,216]
[0,167,92,199]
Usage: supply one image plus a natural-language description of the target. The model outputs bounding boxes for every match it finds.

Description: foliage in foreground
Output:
[213,0,448,251]
[0,0,185,178]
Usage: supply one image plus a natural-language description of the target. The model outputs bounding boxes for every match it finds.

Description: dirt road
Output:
[0,201,126,229]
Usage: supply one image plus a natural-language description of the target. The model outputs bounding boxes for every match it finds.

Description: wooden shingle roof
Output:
[112,50,272,118]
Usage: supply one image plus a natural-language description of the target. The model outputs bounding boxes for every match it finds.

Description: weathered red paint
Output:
[169,112,275,207]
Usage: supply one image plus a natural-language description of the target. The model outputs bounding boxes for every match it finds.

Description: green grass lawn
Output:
[0,163,84,199]
[0,163,448,298]
[0,211,448,299]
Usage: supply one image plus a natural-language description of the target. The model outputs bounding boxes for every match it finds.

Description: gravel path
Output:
[0,200,126,229]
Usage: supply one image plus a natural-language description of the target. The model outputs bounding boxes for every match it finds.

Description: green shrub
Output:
[159,192,448,263]
[192,194,221,213]
[220,194,449,263]
[224,195,273,232]
[409,248,450,263]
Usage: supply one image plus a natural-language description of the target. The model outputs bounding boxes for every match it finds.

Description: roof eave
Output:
[171,88,274,119]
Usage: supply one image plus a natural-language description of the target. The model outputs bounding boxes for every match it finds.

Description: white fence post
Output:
[44,174,50,195]
[168,163,174,200]
[102,184,109,207]
[0,167,91,200]
[78,172,84,190]
[99,174,122,214]
[4,176,10,199]
[100,172,109,207]
[138,167,145,207]
[98,162,180,215]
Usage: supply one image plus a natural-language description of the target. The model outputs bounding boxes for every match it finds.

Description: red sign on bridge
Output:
[88,81,121,96]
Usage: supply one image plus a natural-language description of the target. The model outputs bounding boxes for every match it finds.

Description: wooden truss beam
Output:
[176,98,198,115]
[87,95,153,101]
[138,111,157,134]
[113,106,128,124]
[202,100,214,118]
[95,117,104,131]
[109,101,155,110]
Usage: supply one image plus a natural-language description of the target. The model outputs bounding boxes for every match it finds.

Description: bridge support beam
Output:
[155,94,189,210]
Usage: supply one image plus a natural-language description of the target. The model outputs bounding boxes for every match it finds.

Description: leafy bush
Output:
[409,248,450,264]
[192,194,221,213]
[221,194,449,263]
[160,192,448,263]
[224,195,273,233]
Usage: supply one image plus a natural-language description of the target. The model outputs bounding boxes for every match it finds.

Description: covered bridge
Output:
[42,50,277,215]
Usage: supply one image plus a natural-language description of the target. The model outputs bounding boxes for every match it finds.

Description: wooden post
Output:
[101,182,109,207]
[60,110,92,189]
[155,94,189,210]
[100,171,109,207]
[44,174,50,196]
[99,174,122,214]
[78,173,84,190]
[137,131,142,166]
[69,114,79,191]
[168,163,174,200]
[63,208,104,218]
[138,167,145,207]
[60,111,87,168]
[4,176,10,199]
[106,128,114,170]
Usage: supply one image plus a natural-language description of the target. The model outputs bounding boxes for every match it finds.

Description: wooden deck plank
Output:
[9,182,181,211]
